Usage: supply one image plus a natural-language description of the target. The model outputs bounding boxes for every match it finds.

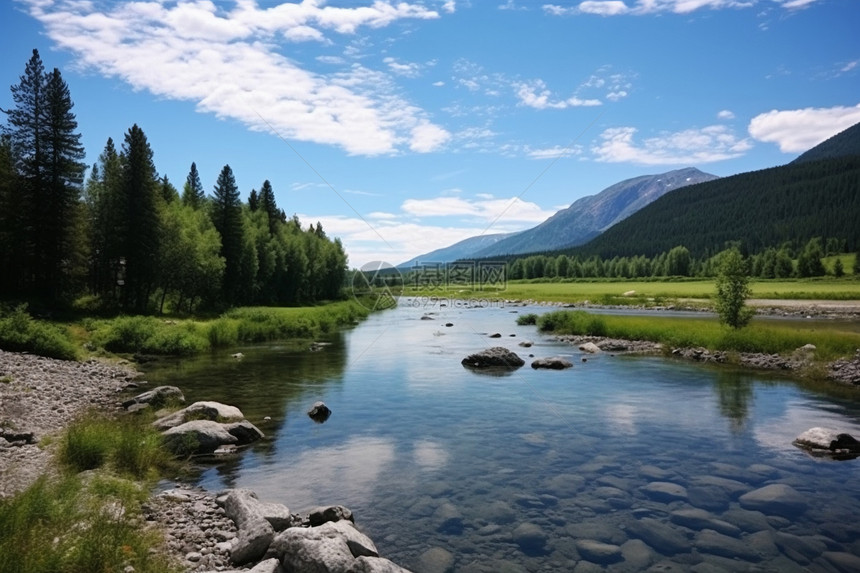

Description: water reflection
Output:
[712,370,755,433]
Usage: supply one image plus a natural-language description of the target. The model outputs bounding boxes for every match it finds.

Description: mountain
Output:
[569,154,860,259]
[472,167,719,258]
[397,232,517,268]
[792,121,860,165]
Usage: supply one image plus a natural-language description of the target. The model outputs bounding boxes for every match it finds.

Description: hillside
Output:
[568,154,860,259]
[792,121,860,164]
[473,167,718,258]
[397,232,516,268]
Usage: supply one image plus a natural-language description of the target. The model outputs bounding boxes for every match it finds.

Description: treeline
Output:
[0,49,346,313]
[506,239,860,281]
[570,154,860,260]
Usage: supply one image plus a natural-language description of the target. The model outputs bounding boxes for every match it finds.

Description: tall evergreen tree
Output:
[6,50,86,302]
[121,124,160,312]
[258,179,280,235]
[0,134,20,295]
[211,164,246,304]
[181,161,205,209]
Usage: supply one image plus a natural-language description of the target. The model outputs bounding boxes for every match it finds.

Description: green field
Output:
[407,278,860,305]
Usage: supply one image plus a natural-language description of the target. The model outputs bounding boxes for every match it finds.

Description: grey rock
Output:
[433,502,463,534]
[309,505,354,526]
[224,489,277,565]
[271,521,378,572]
[575,539,622,564]
[773,532,826,561]
[793,427,860,459]
[695,529,761,561]
[122,385,184,409]
[348,556,413,573]
[518,340,533,348]
[625,518,690,555]
[308,401,332,423]
[224,420,265,445]
[416,547,454,573]
[669,508,741,537]
[640,481,688,503]
[248,558,283,573]
[719,508,771,533]
[511,522,547,553]
[153,401,244,430]
[823,551,860,573]
[620,539,653,569]
[578,342,601,354]
[738,483,807,518]
[530,356,573,370]
[162,420,238,455]
[461,347,524,369]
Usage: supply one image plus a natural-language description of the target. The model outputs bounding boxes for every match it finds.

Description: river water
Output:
[142,299,860,572]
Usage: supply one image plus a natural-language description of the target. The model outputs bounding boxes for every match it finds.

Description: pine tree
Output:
[259,179,280,234]
[0,134,21,295]
[6,50,86,302]
[211,164,245,304]
[121,124,161,312]
[182,161,205,209]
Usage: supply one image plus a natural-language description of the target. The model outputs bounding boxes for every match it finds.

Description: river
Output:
[142,298,860,572]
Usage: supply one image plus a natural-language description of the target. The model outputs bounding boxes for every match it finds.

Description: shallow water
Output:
[143,299,860,572]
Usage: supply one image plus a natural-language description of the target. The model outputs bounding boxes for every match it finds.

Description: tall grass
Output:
[0,413,180,573]
[534,310,860,361]
[87,300,370,356]
[59,412,173,479]
[0,475,179,573]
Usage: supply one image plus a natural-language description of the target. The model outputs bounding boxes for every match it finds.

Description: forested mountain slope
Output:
[569,155,860,259]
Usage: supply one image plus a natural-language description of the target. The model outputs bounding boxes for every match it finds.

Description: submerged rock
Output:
[461,347,525,370]
[738,484,807,518]
[122,385,184,409]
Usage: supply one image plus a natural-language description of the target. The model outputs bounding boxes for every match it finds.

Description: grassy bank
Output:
[407,278,860,305]
[526,310,860,361]
[0,300,370,360]
[0,413,179,573]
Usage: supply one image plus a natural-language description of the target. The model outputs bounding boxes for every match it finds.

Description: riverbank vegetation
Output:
[0,300,369,360]
[525,310,860,362]
[0,413,180,573]
[0,50,347,315]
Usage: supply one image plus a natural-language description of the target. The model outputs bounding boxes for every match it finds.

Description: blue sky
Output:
[2,0,858,267]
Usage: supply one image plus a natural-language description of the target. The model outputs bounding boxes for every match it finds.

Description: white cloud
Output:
[748,103,860,153]
[717,109,735,120]
[401,195,556,223]
[578,1,630,16]
[383,56,421,77]
[543,1,814,17]
[526,145,583,159]
[442,1,457,14]
[23,0,446,156]
[593,124,752,164]
[515,79,602,109]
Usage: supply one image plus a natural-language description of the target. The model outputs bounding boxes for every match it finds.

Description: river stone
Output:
[224,420,265,445]
[773,532,827,561]
[620,539,654,569]
[162,419,238,455]
[417,547,455,573]
[308,401,332,423]
[122,385,184,409]
[793,427,860,458]
[641,481,688,503]
[230,515,275,565]
[461,347,525,369]
[624,518,690,555]
[511,522,547,553]
[153,401,244,430]
[669,508,741,537]
[695,529,762,562]
[738,484,807,517]
[309,505,355,526]
[578,342,601,354]
[247,558,282,573]
[477,500,517,524]
[433,502,463,534]
[531,356,573,370]
[271,526,354,572]
[686,485,731,511]
[575,539,622,564]
[823,551,860,573]
[348,556,413,573]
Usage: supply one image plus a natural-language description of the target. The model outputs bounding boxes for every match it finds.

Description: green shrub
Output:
[0,304,78,360]
[516,313,539,326]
